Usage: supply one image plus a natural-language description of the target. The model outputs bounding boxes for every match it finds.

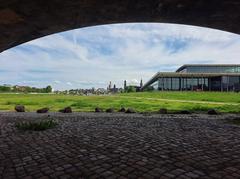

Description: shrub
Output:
[15,119,57,131]
[125,86,137,93]
[143,86,154,92]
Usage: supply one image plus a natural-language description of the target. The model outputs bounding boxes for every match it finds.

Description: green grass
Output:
[119,91,240,103]
[0,92,239,113]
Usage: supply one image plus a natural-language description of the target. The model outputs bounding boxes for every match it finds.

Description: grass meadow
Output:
[0,92,239,113]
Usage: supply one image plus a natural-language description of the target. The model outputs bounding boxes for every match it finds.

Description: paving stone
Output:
[23,176,33,179]
[185,172,199,178]
[0,112,240,178]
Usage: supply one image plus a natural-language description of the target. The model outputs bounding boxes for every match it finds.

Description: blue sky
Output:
[0,23,240,90]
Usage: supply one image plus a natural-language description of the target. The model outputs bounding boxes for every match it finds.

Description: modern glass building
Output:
[142,64,240,92]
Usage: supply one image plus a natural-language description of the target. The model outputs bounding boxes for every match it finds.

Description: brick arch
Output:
[0,0,240,52]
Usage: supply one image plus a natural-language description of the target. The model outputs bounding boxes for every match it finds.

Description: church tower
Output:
[140,79,143,88]
[109,81,112,89]
[124,80,127,90]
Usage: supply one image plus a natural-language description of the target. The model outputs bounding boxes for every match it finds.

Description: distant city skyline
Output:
[0,23,240,90]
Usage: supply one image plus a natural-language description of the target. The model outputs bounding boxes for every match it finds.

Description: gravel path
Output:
[0,112,240,179]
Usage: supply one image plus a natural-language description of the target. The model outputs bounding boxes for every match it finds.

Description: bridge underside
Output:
[0,0,240,52]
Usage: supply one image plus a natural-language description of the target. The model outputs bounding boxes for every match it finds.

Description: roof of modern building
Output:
[176,64,240,72]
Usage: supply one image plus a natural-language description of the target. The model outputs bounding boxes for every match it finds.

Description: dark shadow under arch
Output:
[0,0,240,52]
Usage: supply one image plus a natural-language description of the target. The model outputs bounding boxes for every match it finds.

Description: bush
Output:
[125,86,137,93]
[15,119,57,131]
[143,86,154,92]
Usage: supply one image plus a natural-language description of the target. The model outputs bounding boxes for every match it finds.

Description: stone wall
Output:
[0,0,240,52]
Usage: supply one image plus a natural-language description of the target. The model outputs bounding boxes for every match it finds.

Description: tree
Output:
[45,85,52,93]
[143,86,154,92]
[0,86,11,92]
[125,86,136,93]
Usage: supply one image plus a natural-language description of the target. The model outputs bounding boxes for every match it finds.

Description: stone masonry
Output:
[0,112,240,178]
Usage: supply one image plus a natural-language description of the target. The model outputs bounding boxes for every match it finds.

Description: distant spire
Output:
[140,79,143,88]
[109,81,112,89]
[124,80,127,90]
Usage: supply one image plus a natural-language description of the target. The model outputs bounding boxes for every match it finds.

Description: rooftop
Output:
[176,64,240,72]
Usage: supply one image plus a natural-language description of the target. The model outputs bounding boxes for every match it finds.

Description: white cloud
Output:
[54,80,61,84]
[66,82,73,86]
[127,79,140,86]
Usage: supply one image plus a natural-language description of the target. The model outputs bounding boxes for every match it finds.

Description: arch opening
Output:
[0,23,240,92]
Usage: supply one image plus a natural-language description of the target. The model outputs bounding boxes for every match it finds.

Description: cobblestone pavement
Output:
[0,112,240,179]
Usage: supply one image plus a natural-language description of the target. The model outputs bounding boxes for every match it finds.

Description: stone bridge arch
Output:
[0,0,240,52]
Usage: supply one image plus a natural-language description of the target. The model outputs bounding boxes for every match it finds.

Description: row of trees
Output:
[0,85,52,93]
[124,86,154,93]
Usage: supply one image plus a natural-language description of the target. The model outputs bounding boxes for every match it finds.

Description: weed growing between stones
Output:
[15,119,58,131]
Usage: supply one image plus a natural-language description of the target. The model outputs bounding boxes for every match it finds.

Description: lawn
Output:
[119,91,240,103]
[0,92,239,113]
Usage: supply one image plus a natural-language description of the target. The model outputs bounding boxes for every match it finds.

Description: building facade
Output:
[142,64,240,92]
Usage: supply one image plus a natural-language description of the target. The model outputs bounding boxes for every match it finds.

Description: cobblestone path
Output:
[0,112,240,179]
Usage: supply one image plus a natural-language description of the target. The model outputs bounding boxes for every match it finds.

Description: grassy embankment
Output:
[0,91,239,113]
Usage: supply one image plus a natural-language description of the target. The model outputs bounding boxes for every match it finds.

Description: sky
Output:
[0,23,240,90]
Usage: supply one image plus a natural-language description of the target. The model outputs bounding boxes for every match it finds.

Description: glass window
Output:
[172,78,180,90]
[183,66,240,73]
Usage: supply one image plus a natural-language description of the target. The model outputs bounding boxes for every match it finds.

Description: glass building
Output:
[142,64,240,92]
